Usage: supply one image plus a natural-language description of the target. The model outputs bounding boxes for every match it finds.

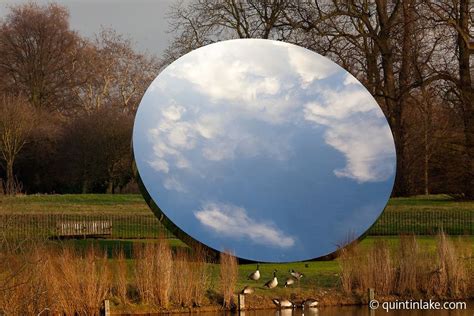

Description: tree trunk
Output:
[424,117,430,195]
[5,159,14,195]
[458,0,473,198]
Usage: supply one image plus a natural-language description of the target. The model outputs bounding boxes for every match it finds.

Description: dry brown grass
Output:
[338,245,357,294]
[0,241,111,315]
[133,238,172,307]
[189,245,210,306]
[219,250,238,308]
[0,243,50,315]
[113,247,128,305]
[431,232,470,298]
[172,249,195,307]
[339,234,473,299]
[369,240,395,295]
[46,245,112,314]
[396,235,419,295]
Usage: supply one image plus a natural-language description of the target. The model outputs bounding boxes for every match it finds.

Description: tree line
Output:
[0,1,472,198]
[0,3,159,194]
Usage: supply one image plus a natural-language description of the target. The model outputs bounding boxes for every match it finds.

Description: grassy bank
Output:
[0,234,472,314]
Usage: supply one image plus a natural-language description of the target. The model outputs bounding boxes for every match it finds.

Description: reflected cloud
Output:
[133,39,396,262]
[304,84,395,183]
[288,46,339,85]
[194,202,296,248]
[163,176,186,192]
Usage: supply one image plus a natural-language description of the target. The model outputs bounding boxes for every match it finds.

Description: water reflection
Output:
[179,303,473,316]
[133,39,396,262]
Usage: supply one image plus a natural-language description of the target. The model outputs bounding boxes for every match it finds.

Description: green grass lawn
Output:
[0,193,473,241]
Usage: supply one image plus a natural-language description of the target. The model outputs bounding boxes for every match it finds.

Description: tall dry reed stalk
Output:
[133,239,172,307]
[338,245,358,294]
[46,245,112,314]
[0,241,112,315]
[339,233,473,299]
[171,246,210,307]
[396,235,419,295]
[0,242,50,315]
[369,240,395,295]
[189,245,210,306]
[219,250,238,308]
[172,249,195,307]
[113,247,128,305]
[432,232,469,297]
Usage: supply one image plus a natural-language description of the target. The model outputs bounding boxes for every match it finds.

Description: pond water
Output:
[167,303,474,316]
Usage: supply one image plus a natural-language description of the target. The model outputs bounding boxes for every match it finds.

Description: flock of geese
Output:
[241,264,319,310]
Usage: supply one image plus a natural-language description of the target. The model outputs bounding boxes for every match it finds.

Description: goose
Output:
[241,285,254,295]
[264,270,278,289]
[303,299,319,308]
[272,298,294,309]
[290,269,304,280]
[284,277,295,287]
[248,263,261,281]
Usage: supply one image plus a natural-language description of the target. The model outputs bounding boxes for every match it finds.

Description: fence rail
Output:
[0,213,175,240]
[369,209,473,235]
[0,208,472,240]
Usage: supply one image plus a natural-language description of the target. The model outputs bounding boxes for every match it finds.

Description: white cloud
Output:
[163,176,186,192]
[304,89,377,123]
[149,158,169,173]
[167,123,195,149]
[147,103,196,173]
[162,103,186,121]
[343,73,360,86]
[202,142,235,161]
[194,202,295,248]
[145,39,393,184]
[288,47,339,85]
[304,88,395,183]
[169,46,281,103]
[326,121,395,182]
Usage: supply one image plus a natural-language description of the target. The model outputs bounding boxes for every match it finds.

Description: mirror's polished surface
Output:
[133,39,396,262]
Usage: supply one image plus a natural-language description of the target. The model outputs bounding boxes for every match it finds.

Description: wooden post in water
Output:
[368,288,375,301]
[368,288,375,316]
[102,299,110,316]
[238,294,245,311]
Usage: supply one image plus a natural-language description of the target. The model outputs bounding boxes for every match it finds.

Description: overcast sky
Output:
[133,39,396,263]
[1,0,177,56]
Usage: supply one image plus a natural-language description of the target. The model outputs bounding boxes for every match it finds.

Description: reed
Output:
[338,234,473,299]
[219,250,238,308]
[338,245,357,294]
[113,247,128,305]
[396,235,419,295]
[189,245,210,307]
[172,248,194,307]
[46,245,112,314]
[133,238,172,307]
[0,243,50,315]
[432,232,469,297]
[371,240,395,295]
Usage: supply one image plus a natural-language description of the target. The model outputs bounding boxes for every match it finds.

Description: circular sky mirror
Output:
[133,39,396,263]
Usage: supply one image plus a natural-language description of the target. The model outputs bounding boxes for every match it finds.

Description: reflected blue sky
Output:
[133,39,396,262]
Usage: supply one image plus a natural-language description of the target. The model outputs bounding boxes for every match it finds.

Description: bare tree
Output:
[0,3,83,112]
[0,95,35,194]
[163,0,293,64]
[424,0,473,198]
[73,29,160,114]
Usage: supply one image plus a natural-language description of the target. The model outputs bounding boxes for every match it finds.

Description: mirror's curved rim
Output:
[131,38,398,263]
